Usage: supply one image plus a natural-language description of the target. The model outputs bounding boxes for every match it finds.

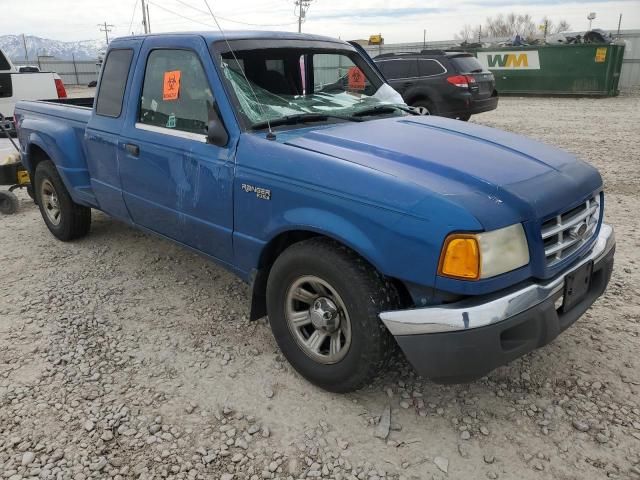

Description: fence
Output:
[12,58,100,86]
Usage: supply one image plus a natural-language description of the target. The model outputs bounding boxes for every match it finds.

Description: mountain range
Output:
[0,35,106,61]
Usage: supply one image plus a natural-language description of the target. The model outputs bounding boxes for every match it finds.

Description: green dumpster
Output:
[471,43,625,96]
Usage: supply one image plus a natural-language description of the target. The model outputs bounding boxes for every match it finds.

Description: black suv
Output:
[374,50,498,121]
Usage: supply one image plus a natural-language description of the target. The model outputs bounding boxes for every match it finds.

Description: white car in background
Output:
[1,47,67,135]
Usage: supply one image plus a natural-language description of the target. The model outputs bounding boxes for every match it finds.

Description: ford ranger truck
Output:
[14,32,615,393]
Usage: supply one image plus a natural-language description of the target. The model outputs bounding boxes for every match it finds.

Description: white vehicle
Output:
[0,48,67,135]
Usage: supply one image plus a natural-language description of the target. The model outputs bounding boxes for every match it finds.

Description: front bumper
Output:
[380,224,615,383]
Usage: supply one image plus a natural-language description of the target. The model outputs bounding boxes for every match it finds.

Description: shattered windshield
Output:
[217,47,406,129]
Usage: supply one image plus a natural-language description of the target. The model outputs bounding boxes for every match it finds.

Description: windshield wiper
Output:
[351,104,417,118]
[251,113,361,131]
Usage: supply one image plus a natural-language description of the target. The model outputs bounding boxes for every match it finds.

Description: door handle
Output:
[125,143,140,156]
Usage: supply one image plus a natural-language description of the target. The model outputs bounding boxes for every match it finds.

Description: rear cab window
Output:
[449,55,485,73]
[95,49,133,117]
[138,49,213,135]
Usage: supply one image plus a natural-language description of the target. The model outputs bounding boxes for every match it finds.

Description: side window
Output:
[379,59,417,79]
[139,49,213,135]
[418,59,446,77]
[0,50,11,71]
[96,49,133,117]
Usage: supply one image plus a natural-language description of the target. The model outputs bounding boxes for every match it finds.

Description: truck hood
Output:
[283,115,602,229]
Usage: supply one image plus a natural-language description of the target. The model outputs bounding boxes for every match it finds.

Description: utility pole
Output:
[616,13,622,38]
[146,2,152,33]
[98,22,114,44]
[295,0,312,33]
[478,25,482,43]
[22,34,29,62]
[423,29,426,48]
[141,0,149,34]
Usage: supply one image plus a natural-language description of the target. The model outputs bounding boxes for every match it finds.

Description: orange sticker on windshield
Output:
[163,70,181,101]
[347,67,366,91]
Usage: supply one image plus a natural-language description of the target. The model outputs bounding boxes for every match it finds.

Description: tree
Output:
[455,24,482,42]
[541,17,571,34]
[484,13,537,39]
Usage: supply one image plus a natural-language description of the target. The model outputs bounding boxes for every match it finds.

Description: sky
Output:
[0,0,639,44]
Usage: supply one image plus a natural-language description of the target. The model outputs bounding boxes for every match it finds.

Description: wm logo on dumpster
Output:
[477,51,540,70]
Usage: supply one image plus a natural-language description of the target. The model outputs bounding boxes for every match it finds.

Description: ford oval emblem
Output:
[570,222,589,240]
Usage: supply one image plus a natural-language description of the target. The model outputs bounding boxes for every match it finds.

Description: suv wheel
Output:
[411,99,435,116]
[266,238,399,392]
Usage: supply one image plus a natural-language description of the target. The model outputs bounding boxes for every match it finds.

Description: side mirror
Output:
[206,101,229,147]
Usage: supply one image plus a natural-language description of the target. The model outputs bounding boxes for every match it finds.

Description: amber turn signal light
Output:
[438,235,480,280]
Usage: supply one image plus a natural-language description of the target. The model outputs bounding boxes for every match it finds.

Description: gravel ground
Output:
[1,91,639,480]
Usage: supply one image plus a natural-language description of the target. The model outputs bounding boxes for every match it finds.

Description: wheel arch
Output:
[404,85,441,109]
[26,142,52,176]
[248,227,410,321]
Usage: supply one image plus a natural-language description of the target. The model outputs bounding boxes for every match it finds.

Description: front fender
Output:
[234,200,445,290]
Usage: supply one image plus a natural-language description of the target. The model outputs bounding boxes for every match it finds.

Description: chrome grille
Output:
[541,195,600,267]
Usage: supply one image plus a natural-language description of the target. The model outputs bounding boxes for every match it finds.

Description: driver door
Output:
[118,36,236,263]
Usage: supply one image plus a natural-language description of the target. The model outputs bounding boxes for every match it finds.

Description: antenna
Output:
[202,0,275,139]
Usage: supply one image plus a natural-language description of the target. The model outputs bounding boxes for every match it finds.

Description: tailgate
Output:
[449,54,495,99]
[469,72,495,99]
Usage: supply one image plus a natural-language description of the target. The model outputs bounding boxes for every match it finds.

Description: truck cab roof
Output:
[112,30,348,46]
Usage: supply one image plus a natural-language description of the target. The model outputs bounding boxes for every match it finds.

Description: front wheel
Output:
[266,238,399,392]
[34,160,91,241]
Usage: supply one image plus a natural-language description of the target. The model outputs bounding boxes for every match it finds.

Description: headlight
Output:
[438,224,529,280]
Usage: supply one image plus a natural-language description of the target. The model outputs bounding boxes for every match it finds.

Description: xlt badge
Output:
[241,183,271,200]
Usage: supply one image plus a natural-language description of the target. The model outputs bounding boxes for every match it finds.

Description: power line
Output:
[97,22,114,44]
[157,0,297,27]
[128,0,139,34]
[147,1,215,28]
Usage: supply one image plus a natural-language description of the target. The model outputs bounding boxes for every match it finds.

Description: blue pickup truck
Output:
[14,31,615,392]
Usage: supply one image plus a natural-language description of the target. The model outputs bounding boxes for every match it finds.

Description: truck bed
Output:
[44,97,95,108]
[15,99,93,125]
[14,99,96,207]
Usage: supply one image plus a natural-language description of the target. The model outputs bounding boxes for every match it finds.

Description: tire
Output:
[411,99,435,116]
[266,238,399,393]
[0,191,19,214]
[34,160,91,241]
[26,184,36,202]
[458,114,471,121]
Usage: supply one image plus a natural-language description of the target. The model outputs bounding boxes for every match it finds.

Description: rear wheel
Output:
[411,99,435,116]
[457,114,471,121]
[34,160,91,241]
[266,238,399,392]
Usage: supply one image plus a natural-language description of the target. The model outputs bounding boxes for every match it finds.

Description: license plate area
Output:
[562,261,593,312]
